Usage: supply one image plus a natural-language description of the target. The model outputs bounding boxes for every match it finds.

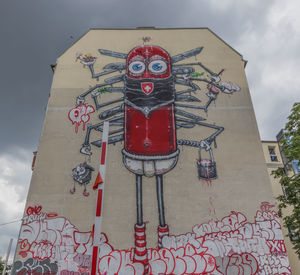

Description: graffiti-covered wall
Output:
[13,29,291,274]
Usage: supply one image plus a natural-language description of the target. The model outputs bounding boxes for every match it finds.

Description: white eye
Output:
[79,167,85,173]
[148,60,167,74]
[128,61,145,76]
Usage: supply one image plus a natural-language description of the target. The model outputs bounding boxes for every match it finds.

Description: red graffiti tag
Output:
[68,103,95,133]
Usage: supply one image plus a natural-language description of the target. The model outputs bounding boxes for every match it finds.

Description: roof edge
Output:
[57,27,246,66]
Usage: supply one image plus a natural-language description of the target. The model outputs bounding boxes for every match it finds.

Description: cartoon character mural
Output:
[71,162,94,196]
[71,44,240,265]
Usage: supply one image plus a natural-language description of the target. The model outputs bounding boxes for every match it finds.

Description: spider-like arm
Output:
[175,94,200,103]
[175,116,224,148]
[175,99,214,112]
[98,49,127,59]
[80,115,124,155]
[98,104,124,120]
[176,75,225,92]
[79,49,127,81]
[93,97,124,111]
[175,79,200,95]
[171,47,203,63]
[172,66,194,75]
[189,77,225,91]
[77,83,111,103]
[175,107,206,121]
[174,76,221,112]
[76,74,125,107]
[174,62,224,83]
[87,62,126,81]
[91,134,124,148]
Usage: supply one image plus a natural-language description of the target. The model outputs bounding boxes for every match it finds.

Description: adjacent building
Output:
[261,129,300,273]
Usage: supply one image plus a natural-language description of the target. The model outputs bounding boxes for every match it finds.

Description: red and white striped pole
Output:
[91,121,109,275]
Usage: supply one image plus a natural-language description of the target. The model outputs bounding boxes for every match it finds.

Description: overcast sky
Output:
[0,0,299,261]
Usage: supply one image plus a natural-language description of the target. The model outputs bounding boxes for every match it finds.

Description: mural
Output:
[71,162,95,196]
[68,103,95,133]
[14,203,291,274]
[69,45,241,265]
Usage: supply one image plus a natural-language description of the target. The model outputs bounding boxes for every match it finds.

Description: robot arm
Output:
[174,76,221,112]
[91,134,124,148]
[175,107,206,121]
[78,49,126,81]
[80,115,124,155]
[87,62,126,81]
[76,74,125,105]
[175,115,224,148]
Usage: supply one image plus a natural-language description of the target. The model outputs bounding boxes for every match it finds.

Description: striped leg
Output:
[134,223,148,265]
[133,175,148,272]
[158,224,169,249]
[156,175,169,248]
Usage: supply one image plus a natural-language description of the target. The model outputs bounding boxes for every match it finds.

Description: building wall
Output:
[13,29,291,275]
[262,140,300,273]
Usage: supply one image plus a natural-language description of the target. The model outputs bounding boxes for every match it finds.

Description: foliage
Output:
[0,257,12,275]
[272,102,300,258]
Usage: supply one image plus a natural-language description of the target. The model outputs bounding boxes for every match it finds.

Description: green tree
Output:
[0,257,12,275]
[272,102,300,258]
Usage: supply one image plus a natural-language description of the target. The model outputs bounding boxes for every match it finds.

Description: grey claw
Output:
[80,145,92,156]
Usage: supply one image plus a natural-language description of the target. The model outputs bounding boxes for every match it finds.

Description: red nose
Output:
[143,70,150,78]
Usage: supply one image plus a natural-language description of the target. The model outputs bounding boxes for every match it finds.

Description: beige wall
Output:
[13,29,293,275]
[31,28,272,245]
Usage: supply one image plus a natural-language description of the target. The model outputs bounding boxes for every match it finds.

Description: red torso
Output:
[124,105,177,156]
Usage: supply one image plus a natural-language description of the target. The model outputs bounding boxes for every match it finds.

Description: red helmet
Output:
[126,46,171,79]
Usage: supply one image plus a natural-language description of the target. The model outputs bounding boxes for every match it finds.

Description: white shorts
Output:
[122,149,179,177]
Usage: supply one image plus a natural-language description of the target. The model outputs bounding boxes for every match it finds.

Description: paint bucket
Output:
[197,148,217,180]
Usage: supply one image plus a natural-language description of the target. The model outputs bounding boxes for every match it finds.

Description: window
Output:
[288,227,298,242]
[268,146,278,162]
[292,159,299,175]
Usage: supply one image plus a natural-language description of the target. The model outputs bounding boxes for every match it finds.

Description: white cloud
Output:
[0,148,32,261]
[235,0,300,139]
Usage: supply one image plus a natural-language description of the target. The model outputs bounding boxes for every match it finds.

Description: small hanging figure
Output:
[71,162,94,196]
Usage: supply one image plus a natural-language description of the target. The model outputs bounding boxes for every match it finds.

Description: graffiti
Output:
[221,81,240,94]
[189,71,205,78]
[17,206,113,274]
[22,207,46,225]
[98,244,216,275]
[163,202,291,274]
[15,203,291,274]
[68,103,95,133]
[142,36,151,43]
[71,162,94,196]
[71,45,241,265]
[12,258,58,275]
[255,254,291,275]
[19,205,80,265]
[215,253,258,275]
